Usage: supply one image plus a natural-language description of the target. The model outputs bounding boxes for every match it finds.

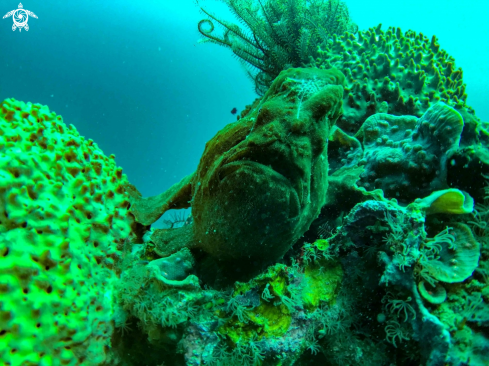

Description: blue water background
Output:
[0,0,487,226]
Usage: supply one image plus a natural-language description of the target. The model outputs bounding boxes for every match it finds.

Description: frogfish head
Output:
[192,68,345,262]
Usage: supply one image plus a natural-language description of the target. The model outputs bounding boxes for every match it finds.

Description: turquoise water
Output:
[1,1,489,365]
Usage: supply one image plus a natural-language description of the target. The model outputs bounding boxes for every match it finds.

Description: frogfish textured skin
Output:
[126,68,345,262]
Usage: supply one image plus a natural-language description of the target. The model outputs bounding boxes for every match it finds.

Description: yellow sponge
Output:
[0,99,135,365]
[415,188,474,215]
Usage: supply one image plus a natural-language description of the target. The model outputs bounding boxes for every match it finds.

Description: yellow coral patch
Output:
[249,302,291,336]
[303,259,343,308]
[417,189,474,215]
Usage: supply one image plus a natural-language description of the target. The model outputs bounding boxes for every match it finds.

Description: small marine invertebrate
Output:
[318,222,338,239]
[426,227,456,253]
[315,304,350,337]
[302,242,319,264]
[116,318,133,337]
[462,292,489,323]
[363,244,378,259]
[261,283,275,302]
[384,320,410,347]
[382,211,406,246]
[227,296,252,323]
[393,251,412,272]
[306,338,321,355]
[281,295,301,313]
[383,293,416,322]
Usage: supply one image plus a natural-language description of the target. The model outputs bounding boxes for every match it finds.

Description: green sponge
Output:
[0,99,135,365]
[314,24,477,136]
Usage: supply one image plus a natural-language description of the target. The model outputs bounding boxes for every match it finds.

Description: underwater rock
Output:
[326,187,489,366]
[327,196,457,364]
[356,102,464,203]
[147,247,195,286]
[411,282,451,366]
[125,67,345,264]
[113,243,213,358]
[180,321,220,366]
[447,144,489,201]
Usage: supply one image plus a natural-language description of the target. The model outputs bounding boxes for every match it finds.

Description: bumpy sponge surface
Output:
[314,25,476,134]
[0,99,134,365]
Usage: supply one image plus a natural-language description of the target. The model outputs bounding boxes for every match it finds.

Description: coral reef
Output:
[355,102,464,203]
[319,190,487,365]
[327,100,489,205]
[113,220,354,365]
[0,99,135,365]
[313,24,478,137]
[117,67,488,364]
[3,1,489,365]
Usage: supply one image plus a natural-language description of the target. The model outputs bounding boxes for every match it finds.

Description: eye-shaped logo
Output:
[3,3,38,32]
